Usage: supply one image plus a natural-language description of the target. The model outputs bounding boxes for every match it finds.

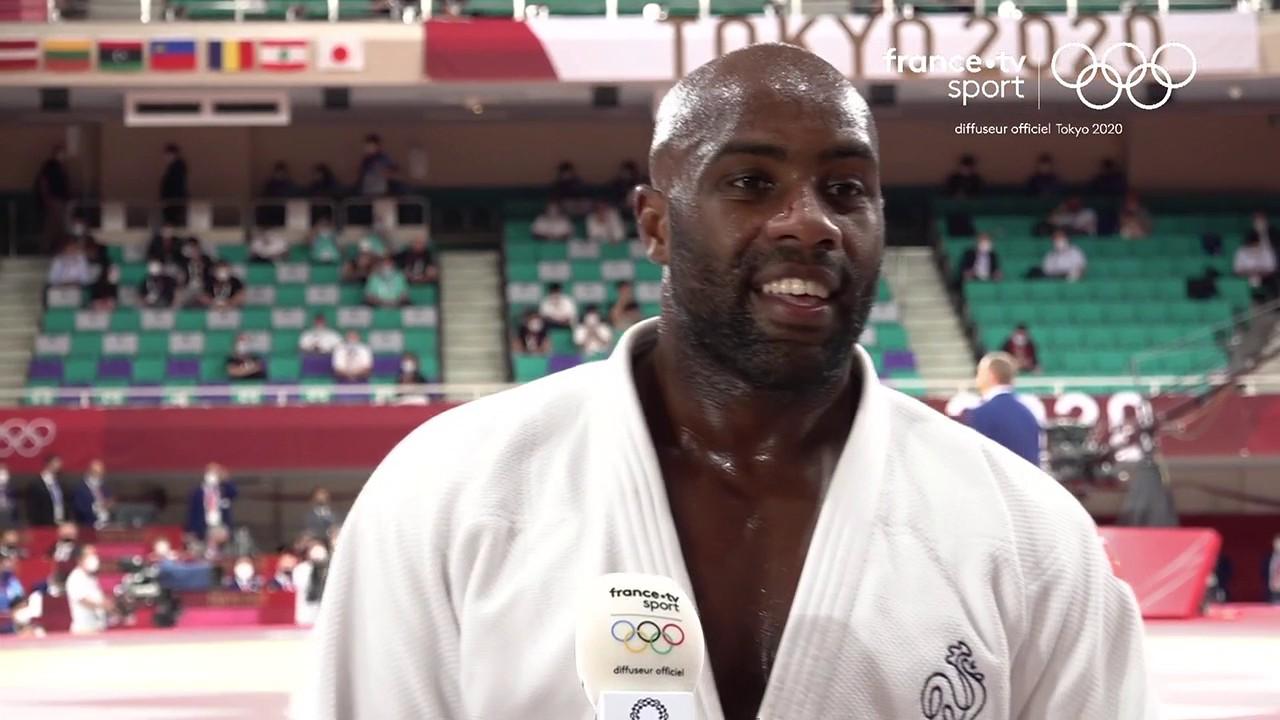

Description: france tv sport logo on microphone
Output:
[1050,42,1197,111]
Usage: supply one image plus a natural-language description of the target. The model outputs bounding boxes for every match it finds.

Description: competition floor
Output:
[0,606,1278,720]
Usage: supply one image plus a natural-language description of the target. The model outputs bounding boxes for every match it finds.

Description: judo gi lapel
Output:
[602,321,891,719]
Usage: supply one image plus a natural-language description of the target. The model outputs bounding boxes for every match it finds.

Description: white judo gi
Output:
[297,318,1154,720]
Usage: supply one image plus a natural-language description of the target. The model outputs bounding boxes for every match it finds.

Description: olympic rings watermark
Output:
[1050,41,1197,111]
[611,619,686,655]
[0,418,57,459]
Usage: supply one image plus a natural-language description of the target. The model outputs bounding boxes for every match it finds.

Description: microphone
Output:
[575,572,705,719]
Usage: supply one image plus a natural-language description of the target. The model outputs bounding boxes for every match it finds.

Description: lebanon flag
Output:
[0,40,38,71]
[316,37,364,72]
[258,39,308,71]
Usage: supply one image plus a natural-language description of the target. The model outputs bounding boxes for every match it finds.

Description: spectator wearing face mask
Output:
[309,216,341,265]
[185,463,238,548]
[332,331,373,383]
[1047,196,1098,237]
[66,544,111,634]
[512,309,550,355]
[71,459,112,530]
[268,552,298,592]
[573,305,614,357]
[397,352,425,384]
[0,528,23,559]
[48,521,79,589]
[1002,323,1040,373]
[1031,231,1087,282]
[531,201,573,242]
[305,487,341,542]
[226,555,263,592]
[138,260,177,309]
[343,232,387,285]
[539,282,578,330]
[299,314,343,356]
[147,223,187,267]
[364,256,410,307]
[1118,192,1152,240]
[249,226,290,265]
[1250,211,1277,248]
[226,332,267,381]
[202,261,246,309]
[0,464,17,530]
[294,540,331,626]
[959,232,1001,284]
[47,240,92,287]
[149,537,180,565]
[585,201,627,244]
[395,233,438,285]
[174,237,212,307]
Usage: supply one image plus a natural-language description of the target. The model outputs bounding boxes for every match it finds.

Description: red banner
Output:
[1097,526,1221,619]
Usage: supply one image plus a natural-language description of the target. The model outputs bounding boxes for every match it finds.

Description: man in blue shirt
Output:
[969,352,1042,467]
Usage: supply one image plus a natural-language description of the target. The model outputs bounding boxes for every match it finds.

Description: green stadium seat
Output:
[1084,327,1117,349]
[964,283,999,303]
[272,330,300,353]
[1106,304,1137,324]
[339,286,364,306]
[873,324,909,351]
[44,309,75,333]
[269,355,301,382]
[276,285,307,306]
[635,263,663,282]
[601,243,632,261]
[372,308,402,330]
[119,263,146,286]
[549,328,576,355]
[205,331,236,356]
[215,245,248,263]
[176,310,205,331]
[506,244,539,263]
[513,354,549,382]
[109,309,141,332]
[970,305,1005,326]
[70,333,101,358]
[64,358,97,384]
[408,285,438,305]
[138,332,169,357]
[403,329,439,355]
[241,308,271,330]
[200,356,228,383]
[506,262,540,283]
[132,357,166,384]
[538,244,569,262]
[1062,353,1096,375]
[311,265,341,284]
[246,265,275,285]
[570,261,602,282]
[1073,304,1104,324]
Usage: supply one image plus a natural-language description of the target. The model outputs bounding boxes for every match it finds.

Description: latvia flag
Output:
[258,39,308,71]
[317,38,364,72]
[0,40,38,71]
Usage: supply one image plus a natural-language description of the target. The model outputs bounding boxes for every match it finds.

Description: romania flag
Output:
[207,40,254,72]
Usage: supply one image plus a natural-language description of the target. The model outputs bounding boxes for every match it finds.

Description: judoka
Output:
[298,43,1153,720]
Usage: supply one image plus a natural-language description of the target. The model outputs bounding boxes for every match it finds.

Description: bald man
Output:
[300,45,1153,719]
[970,352,1043,467]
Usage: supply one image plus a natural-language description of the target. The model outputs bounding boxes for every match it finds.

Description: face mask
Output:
[108,267,120,283]
[73,224,86,235]
[401,360,417,373]
[1054,241,1068,251]
[0,470,8,484]
[584,314,599,325]
[1013,334,1027,346]
[528,319,544,332]
[204,472,219,486]
[234,563,255,582]
[309,547,328,563]
[83,556,100,573]
[1257,218,1269,233]
[235,342,249,355]
[216,270,230,281]
[154,541,171,557]
[148,263,163,276]
[183,246,197,258]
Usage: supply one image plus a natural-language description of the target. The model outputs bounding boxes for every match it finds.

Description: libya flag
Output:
[98,40,143,72]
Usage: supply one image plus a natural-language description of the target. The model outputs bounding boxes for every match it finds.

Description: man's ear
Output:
[634,186,670,266]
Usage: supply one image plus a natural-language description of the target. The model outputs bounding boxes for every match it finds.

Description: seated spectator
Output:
[48,240,91,287]
[586,201,627,243]
[364,257,409,307]
[1119,192,1152,240]
[146,224,186,266]
[610,280,643,332]
[226,555,263,592]
[1250,210,1277,247]
[66,544,111,635]
[71,217,110,281]
[332,330,373,383]
[1025,153,1061,197]
[343,231,387,284]
[959,233,1001,283]
[71,460,112,530]
[267,552,298,592]
[551,161,590,214]
[0,527,22,558]
[1002,323,1040,373]
[539,282,578,329]
[299,313,342,355]
[305,487,341,541]
[574,306,614,356]
[1090,158,1127,195]
[248,226,290,264]
[610,160,645,207]
[0,553,29,634]
[531,201,574,242]
[201,261,246,309]
[308,216,341,264]
[397,352,426,384]
[49,522,79,588]
[945,154,983,198]
[294,540,330,627]
[395,233,437,285]
[307,163,342,199]
[138,261,177,308]
[262,161,298,198]
[226,333,267,381]
[1047,196,1098,236]
[1032,231,1087,282]
[185,463,237,549]
[176,237,213,307]
[512,309,550,355]
[1234,232,1278,303]
[87,265,120,312]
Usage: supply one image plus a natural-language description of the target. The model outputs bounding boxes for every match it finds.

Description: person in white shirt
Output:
[332,330,373,383]
[1040,231,1087,281]
[1234,233,1277,302]
[573,305,614,356]
[298,44,1152,720]
[1047,196,1097,236]
[249,226,290,264]
[585,201,627,243]
[47,240,92,286]
[66,544,110,635]
[531,201,574,242]
[538,282,578,329]
[299,314,342,355]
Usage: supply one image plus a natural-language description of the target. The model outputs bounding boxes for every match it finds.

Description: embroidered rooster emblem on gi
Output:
[920,640,987,720]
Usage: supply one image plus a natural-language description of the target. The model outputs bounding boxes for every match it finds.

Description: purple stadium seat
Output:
[97,358,133,380]
[300,354,332,379]
[28,358,63,381]
[372,354,401,378]
[548,354,582,374]
[883,350,917,373]
[166,357,200,381]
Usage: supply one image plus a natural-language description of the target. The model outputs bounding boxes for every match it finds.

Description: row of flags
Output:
[0,37,365,73]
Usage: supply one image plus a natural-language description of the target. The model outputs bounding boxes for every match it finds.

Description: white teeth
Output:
[761,278,830,299]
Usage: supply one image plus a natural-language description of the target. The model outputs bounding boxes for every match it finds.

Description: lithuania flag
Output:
[98,40,144,72]
[43,38,91,72]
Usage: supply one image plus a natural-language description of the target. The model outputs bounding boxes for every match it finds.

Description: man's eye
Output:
[827,181,865,199]
[729,175,774,192]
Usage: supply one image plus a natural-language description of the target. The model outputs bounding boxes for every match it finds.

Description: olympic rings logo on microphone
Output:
[611,619,686,655]
[0,418,57,459]
[1050,42,1196,111]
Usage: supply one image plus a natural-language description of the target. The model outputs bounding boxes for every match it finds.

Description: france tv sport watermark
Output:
[883,41,1197,111]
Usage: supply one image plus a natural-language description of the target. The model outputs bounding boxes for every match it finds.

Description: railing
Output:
[10,374,1280,408]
